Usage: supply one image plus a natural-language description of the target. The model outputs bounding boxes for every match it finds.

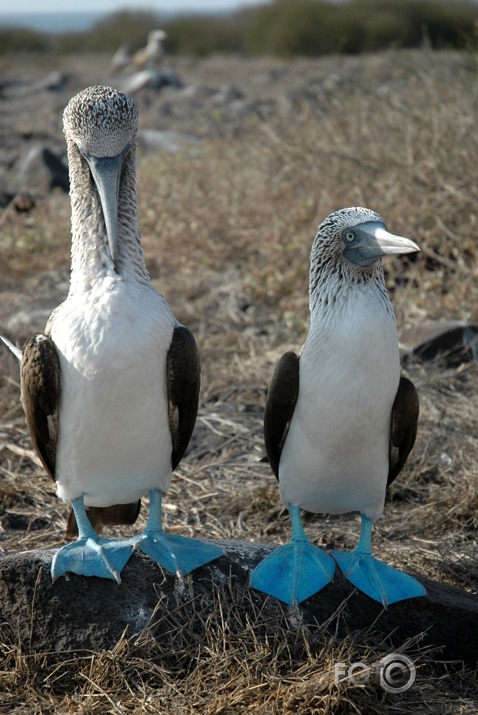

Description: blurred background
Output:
[1,0,477,56]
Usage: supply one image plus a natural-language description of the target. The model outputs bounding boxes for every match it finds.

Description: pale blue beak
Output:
[343,221,420,267]
[84,144,130,265]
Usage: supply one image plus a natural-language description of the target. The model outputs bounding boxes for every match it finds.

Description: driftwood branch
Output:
[0,540,476,666]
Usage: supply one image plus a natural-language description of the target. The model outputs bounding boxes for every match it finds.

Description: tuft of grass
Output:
[1,581,476,714]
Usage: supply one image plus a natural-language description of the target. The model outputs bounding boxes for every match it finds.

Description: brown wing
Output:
[21,334,60,480]
[263,351,300,479]
[167,324,201,471]
[21,334,140,538]
[387,375,419,487]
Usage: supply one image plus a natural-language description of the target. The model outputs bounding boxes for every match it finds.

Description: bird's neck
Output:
[309,258,388,317]
[67,143,151,295]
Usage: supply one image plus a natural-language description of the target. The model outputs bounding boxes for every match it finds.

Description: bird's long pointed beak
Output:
[343,221,419,267]
[86,146,129,265]
[373,226,420,256]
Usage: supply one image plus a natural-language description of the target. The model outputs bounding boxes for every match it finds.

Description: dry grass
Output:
[1,49,477,711]
[0,582,476,714]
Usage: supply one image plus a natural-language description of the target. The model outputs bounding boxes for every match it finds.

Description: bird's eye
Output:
[344,231,355,242]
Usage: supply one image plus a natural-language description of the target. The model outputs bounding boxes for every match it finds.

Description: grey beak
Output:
[85,146,129,265]
[343,221,420,267]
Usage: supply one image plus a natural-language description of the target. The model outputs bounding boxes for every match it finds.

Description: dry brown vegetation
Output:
[0,49,477,712]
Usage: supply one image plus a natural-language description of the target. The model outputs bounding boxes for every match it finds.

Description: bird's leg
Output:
[51,496,134,583]
[133,488,222,576]
[355,513,374,554]
[72,495,97,539]
[249,504,335,606]
[143,487,163,532]
[289,502,308,541]
[332,514,426,607]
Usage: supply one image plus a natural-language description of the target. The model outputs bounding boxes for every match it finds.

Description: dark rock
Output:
[0,540,476,665]
[8,144,69,196]
[3,72,69,98]
[160,67,183,89]
[400,321,478,367]
[0,509,49,531]
[33,71,69,93]
[120,68,182,95]
[41,147,69,191]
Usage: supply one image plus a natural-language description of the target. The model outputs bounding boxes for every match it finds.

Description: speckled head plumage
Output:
[311,207,384,271]
[64,85,150,289]
[317,206,383,237]
[63,85,138,158]
[309,206,419,313]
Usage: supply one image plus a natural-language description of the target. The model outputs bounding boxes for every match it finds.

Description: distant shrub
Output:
[246,0,478,56]
[0,28,50,54]
[165,12,253,56]
[412,0,478,48]
[54,11,162,54]
[346,0,478,52]
[0,0,477,57]
[247,0,363,56]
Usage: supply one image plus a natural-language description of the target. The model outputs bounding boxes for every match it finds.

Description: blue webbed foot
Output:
[51,536,134,583]
[51,497,134,583]
[249,505,335,606]
[332,550,426,606]
[134,531,223,576]
[249,539,335,606]
[332,514,426,607]
[133,489,223,576]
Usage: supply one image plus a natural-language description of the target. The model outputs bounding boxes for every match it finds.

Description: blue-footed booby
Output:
[250,207,425,607]
[133,30,167,70]
[17,85,222,582]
